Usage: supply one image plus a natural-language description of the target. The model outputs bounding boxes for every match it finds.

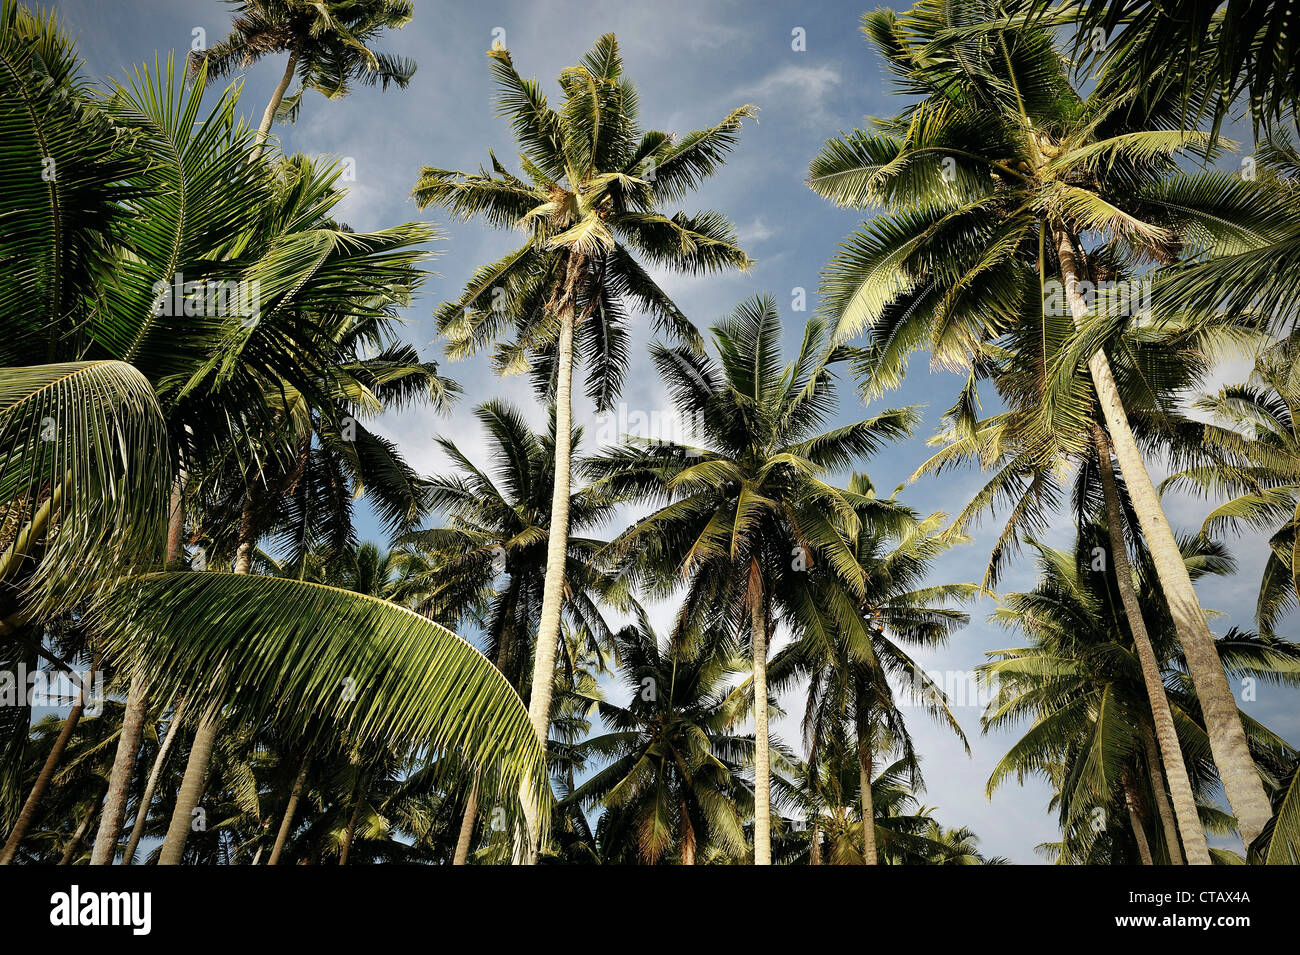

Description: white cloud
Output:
[736,62,842,127]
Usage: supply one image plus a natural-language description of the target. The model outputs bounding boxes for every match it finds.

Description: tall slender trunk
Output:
[1126,781,1155,866]
[268,756,310,866]
[60,807,96,865]
[811,821,822,865]
[158,486,256,865]
[0,652,100,864]
[122,700,186,865]
[680,800,696,866]
[253,50,299,159]
[857,734,877,865]
[1142,725,1186,865]
[340,774,365,866]
[1056,227,1273,847]
[1094,423,1209,864]
[91,474,186,864]
[452,776,479,866]
[519,263,581,864]
[157,719,217,865]
[90,678,149,864]
[751,590,771,865]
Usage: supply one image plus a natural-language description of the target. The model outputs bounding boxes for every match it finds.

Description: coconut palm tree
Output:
[788,731,964,865]
[919,822,1009,865]
[807,0,1284,845]
[565,616,752,865]
[397,401,627,863]
[190,0,417,154]
[770,474,974,864]
[412,33,753,861]
[0,12,545,865]
[588,295,918,863]
[981,526,1299,862]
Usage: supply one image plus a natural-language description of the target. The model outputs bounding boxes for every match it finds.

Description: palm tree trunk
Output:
[751,590,772,865]
[60,807,96,865]
[1126,777,1155,865]
[157,718,217,865]
[858,736,877,865]
[1056,228,1273,847]
[680,807,697,865]
[253,49,299,159]
[268,756,310,866]
[811,820,822,865]
[122,700,186,865]
[340,774,365,866]
[452,775,479,866]
[1094,423,1209,864]
[90,677,149,864]
[0,651,100,865]
[519,263,582,864]
[1142,724,1186,865]
[158,486,258,864]
[233,485,258,576]
[91,474,186,864]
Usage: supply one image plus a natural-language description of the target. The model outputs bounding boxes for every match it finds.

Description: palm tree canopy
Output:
[413,34,754,411]
[191,0,417,118]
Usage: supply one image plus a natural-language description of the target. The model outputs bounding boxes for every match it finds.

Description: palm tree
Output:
[0,13,544,864]
[911,296,1265,864]
[1163,329,1300,636]
[919,822,1009,865]
[589,295,918,864]
[807,0,1281,846]
[770,475,974,864]
[789,732,961,865]
[190,0,417,154]
[398,401,626,862]
[566,616,752,865]
[981,526,1299,862]
[412,33,753,861]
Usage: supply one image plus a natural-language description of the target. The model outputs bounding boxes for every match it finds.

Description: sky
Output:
[49,0,1300,863]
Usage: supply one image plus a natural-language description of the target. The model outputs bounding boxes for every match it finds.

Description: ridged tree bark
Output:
[90,677,148,864]
[1093,423,1209,864]
[519,261,581,864]
[811,821,822,865]
[268,756,310,866]
[122,699,186,865]
[751,589,771,865]
[1056,227,1273,847]
[1,652,100,864]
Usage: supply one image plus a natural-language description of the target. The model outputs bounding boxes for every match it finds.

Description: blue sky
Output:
[51,0,1299,863]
